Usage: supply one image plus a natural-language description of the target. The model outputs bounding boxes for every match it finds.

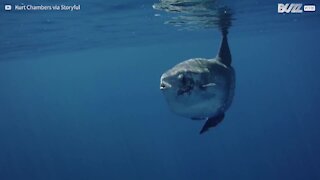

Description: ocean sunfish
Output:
[160,28,235,134]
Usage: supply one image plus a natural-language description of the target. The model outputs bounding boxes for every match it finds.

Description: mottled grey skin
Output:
[161,57,235,118]
[160,33,235,134]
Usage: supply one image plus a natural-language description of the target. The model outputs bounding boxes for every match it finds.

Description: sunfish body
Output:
[160,32,235,134]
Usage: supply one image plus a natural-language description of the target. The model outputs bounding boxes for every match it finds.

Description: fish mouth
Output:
[160,81,172,90]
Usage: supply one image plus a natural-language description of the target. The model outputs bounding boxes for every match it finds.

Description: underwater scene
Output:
[1,0,320,179]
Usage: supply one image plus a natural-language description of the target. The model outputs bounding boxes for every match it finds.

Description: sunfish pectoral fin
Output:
[201,83,216,88]
[199,113,225,134]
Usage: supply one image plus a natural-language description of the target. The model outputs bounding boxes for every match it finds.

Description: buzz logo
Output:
[278,3,316,13]
[278,3,303,13]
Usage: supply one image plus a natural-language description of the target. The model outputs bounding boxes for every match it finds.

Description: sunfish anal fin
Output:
[199,113,225,134]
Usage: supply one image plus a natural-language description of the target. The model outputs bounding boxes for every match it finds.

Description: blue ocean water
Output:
[1,0,320,180]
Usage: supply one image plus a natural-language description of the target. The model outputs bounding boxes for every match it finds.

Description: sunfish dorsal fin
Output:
[217,35,231,67]
[216,7,232,67]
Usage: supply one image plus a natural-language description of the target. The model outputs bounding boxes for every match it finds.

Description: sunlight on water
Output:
[1,0,319,60]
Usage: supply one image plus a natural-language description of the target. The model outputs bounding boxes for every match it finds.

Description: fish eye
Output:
[177,74,187,84]
[178,74,187,85]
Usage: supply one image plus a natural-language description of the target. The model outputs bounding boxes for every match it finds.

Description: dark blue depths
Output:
[0,0,320,180]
